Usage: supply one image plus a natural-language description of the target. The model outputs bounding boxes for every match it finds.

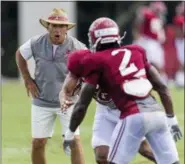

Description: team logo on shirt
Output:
[64,49,71,59]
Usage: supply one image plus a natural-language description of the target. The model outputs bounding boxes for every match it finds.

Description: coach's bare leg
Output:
[32,138,47,164]
[70,135,85,164]
[94,146,109,164]
[139,140,156,163]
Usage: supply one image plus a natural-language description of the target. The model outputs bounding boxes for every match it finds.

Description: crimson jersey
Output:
[93,85,116,109]
[173,15,184,31]
[67,49,92,77]
[139,8,164,41]
[68,45,152,118]
[74,78,117,109]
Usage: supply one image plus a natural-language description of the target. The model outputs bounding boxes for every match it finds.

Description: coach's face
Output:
[48,23,68,45]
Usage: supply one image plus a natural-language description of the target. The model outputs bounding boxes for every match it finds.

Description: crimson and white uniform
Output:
[67,17,179,164]
[133,6,166,70]
[68,45,179,164]
[173,15,184,87]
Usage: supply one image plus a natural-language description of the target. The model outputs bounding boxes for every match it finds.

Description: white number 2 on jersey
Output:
[111,48,138,76]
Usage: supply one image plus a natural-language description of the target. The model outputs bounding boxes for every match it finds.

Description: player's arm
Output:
[61,49,97,110]
[147,65,182,142]
[141,46,181,141]
[60,49,88,110]
[147,65,174,116]
[63,82,96,155]
[141,46,173,116]
[69,82,95,132]
[67,72,99,132]
[63,72,99,155]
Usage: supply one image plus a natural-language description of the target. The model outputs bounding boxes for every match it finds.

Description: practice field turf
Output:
[2,81,184,164]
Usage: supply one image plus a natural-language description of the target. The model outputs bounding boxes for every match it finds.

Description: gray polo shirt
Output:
[19,33,86,108]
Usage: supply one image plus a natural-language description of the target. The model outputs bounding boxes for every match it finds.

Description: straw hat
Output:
[39,8,76,30]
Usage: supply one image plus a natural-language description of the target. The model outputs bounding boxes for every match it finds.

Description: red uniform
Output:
[66,17,180,164]
[68,45,152,118]
[173,15,184,32]
[140,8,164,42]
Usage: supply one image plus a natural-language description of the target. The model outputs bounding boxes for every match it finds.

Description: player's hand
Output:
[24,77,40,98]
[63,129,75,156]
[167,116,182,142]
[171,125,182,142]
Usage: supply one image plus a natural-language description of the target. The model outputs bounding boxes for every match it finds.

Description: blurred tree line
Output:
[77,1,179,46]
[1,1,18,78]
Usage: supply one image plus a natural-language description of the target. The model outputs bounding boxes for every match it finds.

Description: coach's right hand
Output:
[59,92,74,111]
[61,99,74,111]
[24,77,40,98]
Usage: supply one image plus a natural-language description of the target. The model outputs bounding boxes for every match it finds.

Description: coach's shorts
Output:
[31,104,80,138]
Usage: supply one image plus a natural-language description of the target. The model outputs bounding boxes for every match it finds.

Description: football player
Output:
[62,17,181,164]
[133,2,167,83]
[173,2,184,87]
[60,79,156,164]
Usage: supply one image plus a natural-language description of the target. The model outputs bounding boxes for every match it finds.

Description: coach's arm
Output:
[15,49,39,98]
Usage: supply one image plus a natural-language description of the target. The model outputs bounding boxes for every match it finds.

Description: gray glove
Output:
[167,116,182,142]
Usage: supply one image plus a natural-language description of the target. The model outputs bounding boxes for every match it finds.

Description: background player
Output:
[173,2,184,88]
[133,2,168,83]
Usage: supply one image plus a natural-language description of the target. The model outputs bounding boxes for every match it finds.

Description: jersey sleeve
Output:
[84,72,100,87]
[81,54,102,77]
[67,51,83,77]
[19,39,33,60]
[68,49,101,83]
[126,44,152,71]
[67,49,90,77]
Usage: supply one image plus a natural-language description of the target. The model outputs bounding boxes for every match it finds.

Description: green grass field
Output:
[2,81,184,164]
